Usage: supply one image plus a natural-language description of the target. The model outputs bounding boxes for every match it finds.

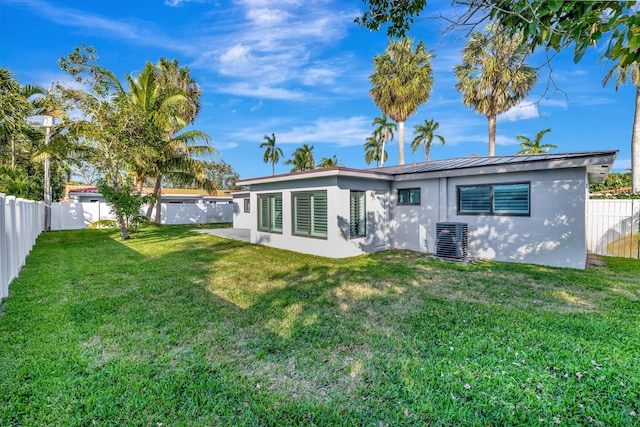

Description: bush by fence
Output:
[1,194,44,301]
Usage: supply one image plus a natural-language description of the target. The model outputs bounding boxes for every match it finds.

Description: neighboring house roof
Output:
[64,185,231,200]
[238,151,618,186]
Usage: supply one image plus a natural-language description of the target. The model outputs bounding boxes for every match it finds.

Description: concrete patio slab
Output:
[194,228,250,242]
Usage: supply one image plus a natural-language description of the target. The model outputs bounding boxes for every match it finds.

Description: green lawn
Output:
[1,225,639,426]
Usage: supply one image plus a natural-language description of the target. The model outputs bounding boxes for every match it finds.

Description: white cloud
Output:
[277,116,371,146]
[246,8,289,25]
[216,82,305,100]
[164,0,212,6]
[498,101,540,122]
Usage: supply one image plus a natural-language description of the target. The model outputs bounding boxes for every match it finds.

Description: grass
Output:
[1,224,639,426]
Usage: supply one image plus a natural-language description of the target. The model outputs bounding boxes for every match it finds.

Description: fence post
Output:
[5,196,17,284]
[1,194,7,301]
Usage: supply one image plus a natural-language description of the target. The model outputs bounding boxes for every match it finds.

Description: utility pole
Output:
[43,115,53,232]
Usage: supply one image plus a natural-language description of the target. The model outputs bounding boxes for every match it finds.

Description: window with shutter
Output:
[257,193,282,232]
[350,191,366,237]
[458,183,530,216]
[292,191,327,238]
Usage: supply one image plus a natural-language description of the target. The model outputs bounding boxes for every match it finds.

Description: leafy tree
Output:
[516,128,557,155]
[0,166,40,199]
[284,144,315,172]
[59,46,161,236]
[590,172,632,193]
[205,160,239,190]
[370,38,434,165]
[59,47,214,225]
[454,25,537,156]
[260,133,284,175]
[355,0,426,38]
[364,136,387,167]
[411,118,445,162]
[603,63,639,193]
[318,155,341,168]
[97,177,151,240]
[371,115,396,167]
[357,1,638,67]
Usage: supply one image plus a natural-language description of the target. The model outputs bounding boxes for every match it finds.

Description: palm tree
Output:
[0,68,42,169]
[363,136,387,167]
[111,60,214,222]
[260,133,284,175]
[411,118,445,162]
[371,116,396,167]
[454,24,537,156]
[603,62,639,193]
[370,38,434,165]
[318,155,340,168]
[516,128,557,154]
[284,143,315,172]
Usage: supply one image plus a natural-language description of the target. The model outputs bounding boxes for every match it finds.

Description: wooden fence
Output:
[1,194,44,302]
[586,199,640,259]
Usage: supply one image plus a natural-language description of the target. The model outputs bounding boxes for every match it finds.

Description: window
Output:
[350,191,366,237]
[243,198,250,213]
[292,191,327,238]
[398,188,421,205]
[257,193,282,233]
[458,183,530,216]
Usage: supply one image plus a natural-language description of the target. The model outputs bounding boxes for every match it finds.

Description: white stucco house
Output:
[233,151,617,269]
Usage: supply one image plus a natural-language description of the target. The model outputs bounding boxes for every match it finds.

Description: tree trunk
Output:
[117,217,130,240]
[398,121,405,165]
[488,114,497,156]
[11,137,15,170]
[154,177,162,224]
[381,128,388,167]
[145,175,162,220]
[426,145,431,162]
[632,85,640,193]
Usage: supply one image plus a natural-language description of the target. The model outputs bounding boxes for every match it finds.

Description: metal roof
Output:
[374,151,618,175]
[238,150,618,186]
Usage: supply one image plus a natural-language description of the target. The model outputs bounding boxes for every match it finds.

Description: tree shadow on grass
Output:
[5,227,639,425]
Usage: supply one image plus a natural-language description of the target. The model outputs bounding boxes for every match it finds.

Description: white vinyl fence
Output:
[587,199,640,259]
[1,193,44,302]
[51,201,233,230]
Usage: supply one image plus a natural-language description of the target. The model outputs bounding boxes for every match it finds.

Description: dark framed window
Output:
[257,193,282,233]
[243,198,250,213]
[398,188,421,205]
[350,190,366,237]
[292,191,327,238]
[458,183,530,216]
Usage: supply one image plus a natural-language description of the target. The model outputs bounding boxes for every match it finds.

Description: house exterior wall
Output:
[232,193,252,229]
[387,168,588,268]
[248,176,390,258]
[389,179,441,253]
[446,168,588,269]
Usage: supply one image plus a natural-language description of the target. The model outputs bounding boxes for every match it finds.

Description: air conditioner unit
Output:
[436,222,469,259]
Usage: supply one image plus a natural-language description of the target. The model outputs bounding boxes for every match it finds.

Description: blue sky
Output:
[0,0,634,180]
